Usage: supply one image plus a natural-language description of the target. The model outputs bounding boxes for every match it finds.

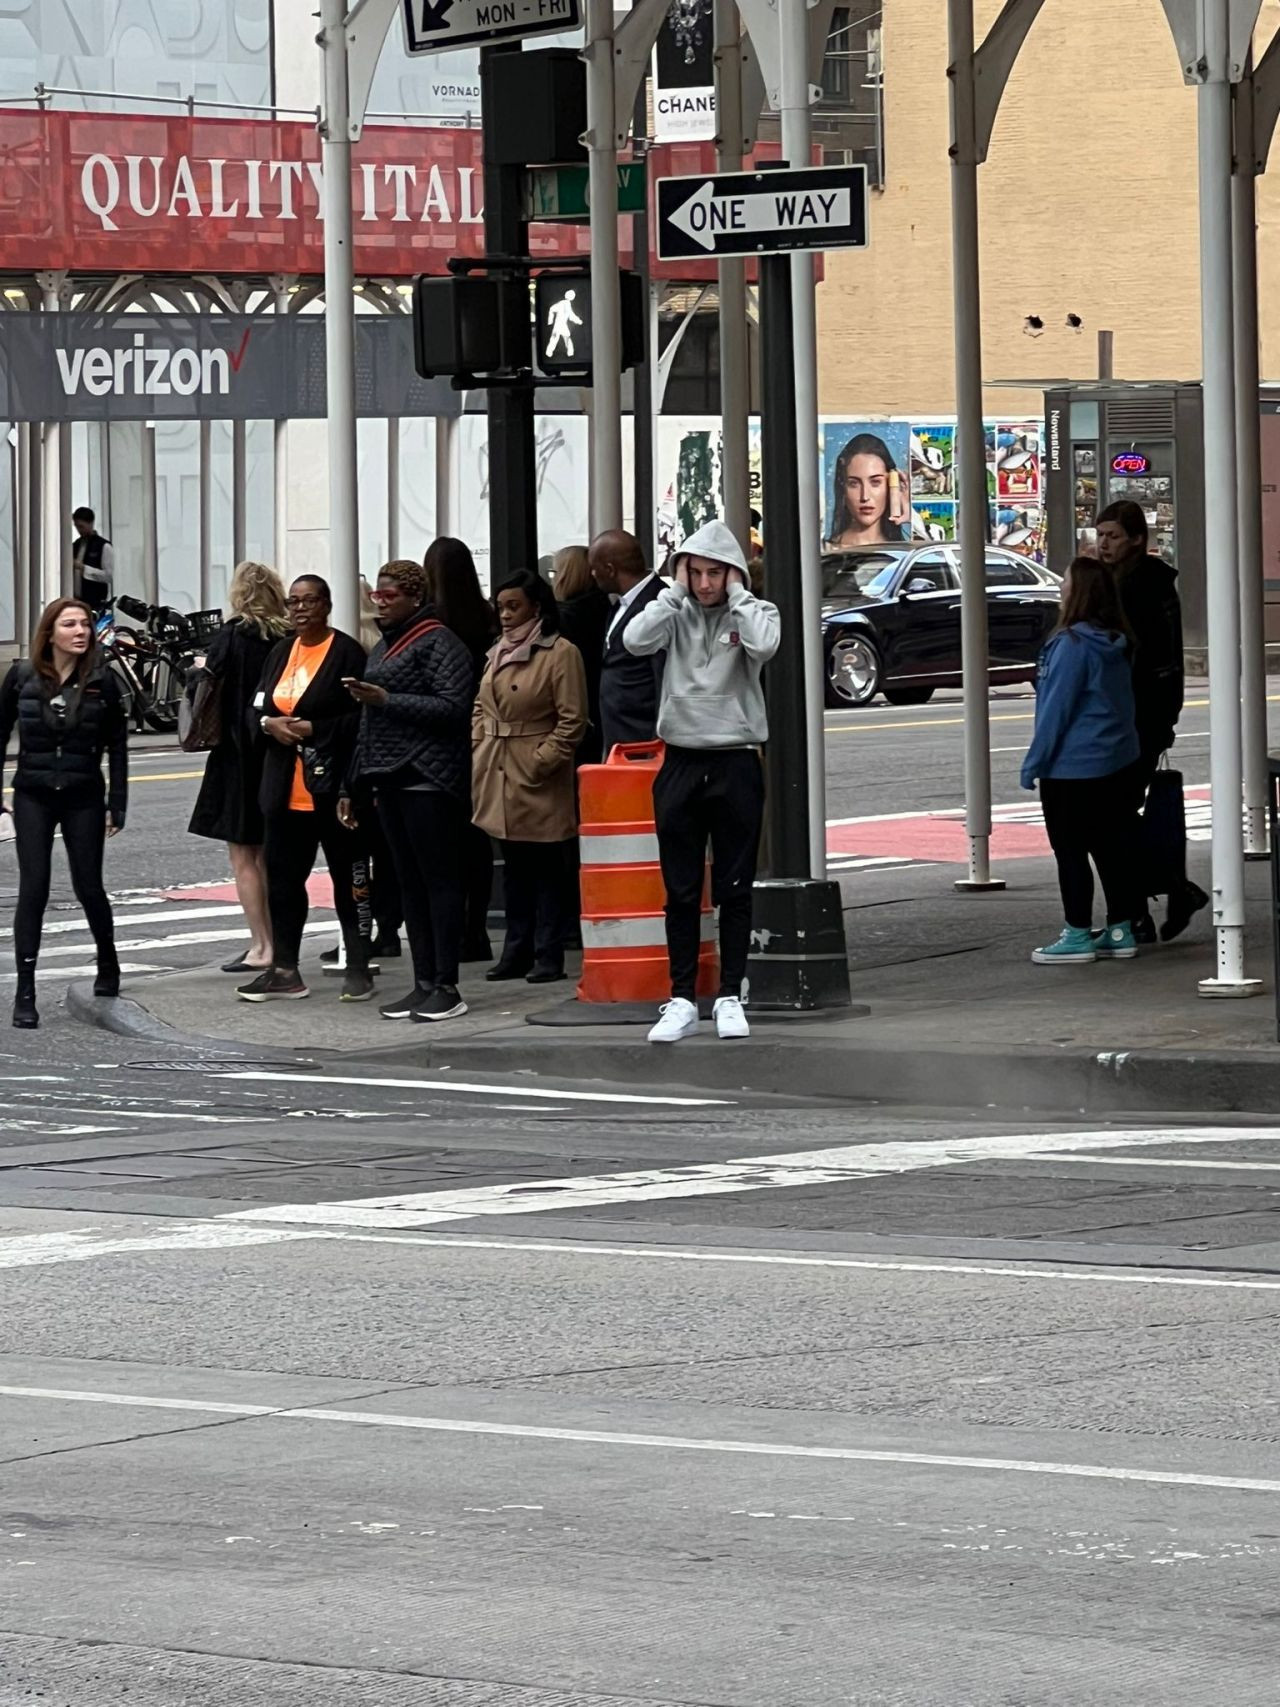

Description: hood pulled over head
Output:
[673,520,749,580]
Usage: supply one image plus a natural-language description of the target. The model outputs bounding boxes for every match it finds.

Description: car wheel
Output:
[883,686,935,707]
[825,634,882,707]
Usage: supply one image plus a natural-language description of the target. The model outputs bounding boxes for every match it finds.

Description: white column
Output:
[141,423,159,605]
[272,277,292,575]
[15,423,30,648]
[319,0,360,637]
[199,417,213,610]
[778,0,827,880]
[1198,0,1259,994]
[715,0,751,558]
[37,274,64,608]
[1233,68,1268,859]
[947,0,1002,892]
[585,0,623,534]
[232,418,247,565]
[57,422,72,597]
[387,415,400,560]
[434,414,454,543]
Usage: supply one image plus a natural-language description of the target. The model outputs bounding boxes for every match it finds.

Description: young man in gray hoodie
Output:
[624,520,781,1042]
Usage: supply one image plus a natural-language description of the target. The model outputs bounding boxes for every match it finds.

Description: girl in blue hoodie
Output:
[1021,558,1142,963]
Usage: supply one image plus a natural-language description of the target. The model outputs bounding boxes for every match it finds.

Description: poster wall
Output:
[655,415,1048,564]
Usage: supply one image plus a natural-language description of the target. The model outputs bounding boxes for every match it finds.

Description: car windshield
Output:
[821,553,903,602]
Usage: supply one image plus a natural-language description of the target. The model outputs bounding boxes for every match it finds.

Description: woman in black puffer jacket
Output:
[339,559,476,1025]
[0,598,127,1029]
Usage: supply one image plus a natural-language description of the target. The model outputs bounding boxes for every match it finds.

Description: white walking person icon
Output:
[545,288,584,360]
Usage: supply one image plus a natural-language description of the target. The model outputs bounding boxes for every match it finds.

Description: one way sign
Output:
[656,164,868,262]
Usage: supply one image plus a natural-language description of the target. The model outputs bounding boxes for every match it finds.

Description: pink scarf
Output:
[491,617,543,672]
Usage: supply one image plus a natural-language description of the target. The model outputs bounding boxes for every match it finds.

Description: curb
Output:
[64,980,327,1065]
[65,978,1280,1114]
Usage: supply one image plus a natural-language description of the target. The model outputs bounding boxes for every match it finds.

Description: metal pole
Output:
[15,424,29,649]
[434,414,455,544]
[1198,0,1258,994]
[1234,68,1268,859]
[199,417,213,610]
[631,55,654,564]
[585,0,623,534]
[480,46,537,579]
[759,251,809,879]
[26,415,41,628]
[272,278,291,574]
[947,0,1001,892]
[778,0,827,881]
[38,275,63,608]
[715,0,751,558]
[141,423,159,605]
[387,415,400,560]
[232,418,247,565]
[319,0,360,637]
[57,422,72,597]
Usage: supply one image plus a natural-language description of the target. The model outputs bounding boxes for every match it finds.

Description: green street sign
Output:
[526,163,647,222]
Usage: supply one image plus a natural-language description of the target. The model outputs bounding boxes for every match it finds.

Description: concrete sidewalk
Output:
[67,850,1280,1115]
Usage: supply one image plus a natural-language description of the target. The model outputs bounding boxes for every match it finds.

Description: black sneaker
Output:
[412,985,468,1023]
[237,968,308,1002]
[370,933,402,960]
[1132,913,1158,947]
[340,968,377,1002]
[380,985,429,1020]
[1161,881,1210,943]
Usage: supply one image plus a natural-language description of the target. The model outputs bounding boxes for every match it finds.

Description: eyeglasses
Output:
[285,595,323,610]
[368,587,403,604]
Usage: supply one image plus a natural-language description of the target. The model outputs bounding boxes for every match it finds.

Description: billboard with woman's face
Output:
[823,422,911,547]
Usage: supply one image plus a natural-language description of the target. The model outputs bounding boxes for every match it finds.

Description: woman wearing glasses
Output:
[237,575,374,1003]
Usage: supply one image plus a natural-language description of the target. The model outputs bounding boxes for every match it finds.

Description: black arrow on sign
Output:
[418,0,454,30]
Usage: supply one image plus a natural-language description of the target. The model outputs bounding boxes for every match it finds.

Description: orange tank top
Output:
[274,634,335,812]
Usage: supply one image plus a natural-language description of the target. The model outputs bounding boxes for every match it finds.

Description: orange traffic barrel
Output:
[577,742,718,1004]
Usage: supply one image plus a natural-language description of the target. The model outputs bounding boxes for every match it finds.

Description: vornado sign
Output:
[0,314,460,423]
[57,332,238,401]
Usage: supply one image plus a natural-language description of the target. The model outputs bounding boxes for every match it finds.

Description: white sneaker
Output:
[647,997,701,1044]
[713,994,750,1039]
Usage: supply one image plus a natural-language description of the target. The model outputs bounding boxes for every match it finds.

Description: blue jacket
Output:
[1021,624,1139,787]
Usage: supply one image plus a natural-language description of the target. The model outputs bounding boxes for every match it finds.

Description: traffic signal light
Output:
[534,270,646,378]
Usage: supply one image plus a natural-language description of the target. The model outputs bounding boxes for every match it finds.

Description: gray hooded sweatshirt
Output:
[623,520,780,749]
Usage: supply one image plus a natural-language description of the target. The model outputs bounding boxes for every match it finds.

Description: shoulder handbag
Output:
[178,667,223,753]
[300,742,338,797]
[1139,761,1187,899]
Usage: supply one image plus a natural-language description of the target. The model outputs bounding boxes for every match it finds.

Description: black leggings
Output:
[378,787,467,990]
[12,785,116,969]
[1040,765,1144,930]
[264,800,373,971]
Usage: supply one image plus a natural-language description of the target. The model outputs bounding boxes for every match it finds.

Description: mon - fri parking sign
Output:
[401,0,580,55]
[656,164,869,261]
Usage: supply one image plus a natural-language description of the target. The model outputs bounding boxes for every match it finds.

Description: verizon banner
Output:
[0,313,462,422]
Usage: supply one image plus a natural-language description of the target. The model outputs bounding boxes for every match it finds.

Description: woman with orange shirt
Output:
[237,576,373,1003]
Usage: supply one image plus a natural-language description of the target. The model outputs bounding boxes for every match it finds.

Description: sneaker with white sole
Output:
[237,967,309,1002]
[712,994,750,1039]
[1092,923,1138,960]
[1031,925,1098,965]
[647,997,700,1044]
[412,985,468,1023]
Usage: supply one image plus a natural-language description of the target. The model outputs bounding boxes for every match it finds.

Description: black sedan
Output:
[822,545,1062,707]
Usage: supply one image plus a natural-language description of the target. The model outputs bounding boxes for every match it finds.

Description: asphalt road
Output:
[2,696,1280,1705]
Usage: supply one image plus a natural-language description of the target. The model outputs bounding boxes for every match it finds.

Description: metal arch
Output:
[1160,0,1264,83]
[613,0,675,149]
[972,0,1046,163]
[1251,24,1280,170]
[341,0,400,142]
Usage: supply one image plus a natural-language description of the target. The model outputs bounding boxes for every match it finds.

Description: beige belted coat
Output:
[471,631,588,842]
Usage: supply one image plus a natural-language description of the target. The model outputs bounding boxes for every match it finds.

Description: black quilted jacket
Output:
[348,605,475,803]
[0,660,128,820]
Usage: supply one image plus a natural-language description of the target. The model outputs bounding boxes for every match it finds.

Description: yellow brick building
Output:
[816,0,1280,419]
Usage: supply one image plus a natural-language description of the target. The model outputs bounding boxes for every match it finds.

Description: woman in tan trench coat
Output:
[473,568,588,984]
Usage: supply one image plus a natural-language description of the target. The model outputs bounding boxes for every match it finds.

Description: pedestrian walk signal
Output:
[534,269,646,379]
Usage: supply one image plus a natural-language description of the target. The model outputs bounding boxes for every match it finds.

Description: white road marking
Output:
[0,1225,314,1269]
[0,1381,1275,1494]
[0,904,246,937]
[225,1126,1280,1229]
[217,1070,730,1110]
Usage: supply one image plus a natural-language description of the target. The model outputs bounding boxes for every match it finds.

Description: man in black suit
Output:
[589,529,664,755]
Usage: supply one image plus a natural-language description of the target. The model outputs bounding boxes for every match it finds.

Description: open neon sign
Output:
[1111,451,1150,476]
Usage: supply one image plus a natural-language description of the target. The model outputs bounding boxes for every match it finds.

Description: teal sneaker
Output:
[1092,923,1138,960]
[1031,926,1098,965]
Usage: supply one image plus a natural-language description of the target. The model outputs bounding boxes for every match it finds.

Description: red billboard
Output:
[0,108,774,283]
